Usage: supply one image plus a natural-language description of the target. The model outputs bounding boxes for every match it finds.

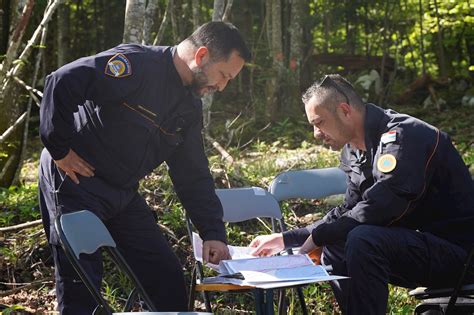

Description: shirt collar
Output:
[363,103,391,154]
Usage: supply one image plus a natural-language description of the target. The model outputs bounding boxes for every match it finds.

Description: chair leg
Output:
[124,288,139,311]
[278,290,287,315]
[188,267,197,311]
[296,287,308,315]
[202,291,212,312]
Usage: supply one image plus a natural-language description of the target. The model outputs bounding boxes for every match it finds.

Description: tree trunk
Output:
[378,0,392,106]
[418,0,426,75]
[433,0,447,78]
[0,0,60,187]
[170,0,180,42]
[1,0,10,54]
[56,1,69,67]
[268,0,283,122]
[2,0,34,78]
[201,0,227,132]
[191,0,200,28]
[345,0,357,55]
[123,0,145,44]
[212,0,225,21]
[289,0,304,93]
[12,22,48,185]
[322,0,330,53]
[143,0,159,45]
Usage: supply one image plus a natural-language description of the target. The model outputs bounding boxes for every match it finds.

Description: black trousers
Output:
[321,225,470,315]
[38,149,187,314]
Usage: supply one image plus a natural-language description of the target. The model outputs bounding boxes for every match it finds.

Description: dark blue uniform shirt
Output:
[284,103,474,250]
[40,44,227,243]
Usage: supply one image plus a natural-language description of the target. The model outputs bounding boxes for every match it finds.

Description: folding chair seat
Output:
[55,210,210,315]
[186,187,307,314]
[409,246,474,315]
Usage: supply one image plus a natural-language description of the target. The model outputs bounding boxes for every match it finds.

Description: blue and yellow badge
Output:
[377,154,397,173]
[105,53,132,78]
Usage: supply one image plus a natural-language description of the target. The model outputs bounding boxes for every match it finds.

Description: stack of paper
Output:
[192,232,343,285]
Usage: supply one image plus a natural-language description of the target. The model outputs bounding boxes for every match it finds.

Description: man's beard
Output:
[190,66,216,97]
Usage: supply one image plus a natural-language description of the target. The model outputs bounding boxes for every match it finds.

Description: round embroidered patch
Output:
[104,53,132,78]
[377,154,397,173]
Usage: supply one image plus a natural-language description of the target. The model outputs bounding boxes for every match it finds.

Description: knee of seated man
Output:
[345,225,386,255]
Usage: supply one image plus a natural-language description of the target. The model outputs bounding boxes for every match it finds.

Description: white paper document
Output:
[218,253,314,275]
[192,232,347,286]
[192,232,255,271]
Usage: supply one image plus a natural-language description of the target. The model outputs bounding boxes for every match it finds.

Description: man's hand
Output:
[202,240,231,264]
[249,233,284,257]
[54,149,95,184]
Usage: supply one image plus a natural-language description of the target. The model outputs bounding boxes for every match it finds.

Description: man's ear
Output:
[339,102,352,118]
[194,46,209,67]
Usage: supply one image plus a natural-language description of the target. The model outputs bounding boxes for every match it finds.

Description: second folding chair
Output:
[186,187,308,314]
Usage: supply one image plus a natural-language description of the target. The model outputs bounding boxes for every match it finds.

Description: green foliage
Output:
[1,304,27,314]
[0,184,39,227]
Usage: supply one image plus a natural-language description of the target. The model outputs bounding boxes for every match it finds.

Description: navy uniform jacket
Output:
[40,44,227,243]
[284,103,474,250]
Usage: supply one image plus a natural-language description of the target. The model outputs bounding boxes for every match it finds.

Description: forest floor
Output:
[0,103,473,314]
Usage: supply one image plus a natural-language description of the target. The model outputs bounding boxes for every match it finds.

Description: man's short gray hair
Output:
[302,74,364,111]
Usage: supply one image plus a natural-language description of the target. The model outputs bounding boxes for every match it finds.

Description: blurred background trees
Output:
[0,0,473,187]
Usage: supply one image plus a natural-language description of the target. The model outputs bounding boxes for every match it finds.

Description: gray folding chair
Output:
[186,187,303,314]
[55,210,210,315]
[268,167,347,313]
[269,167,347,202]
[409,245,474,314]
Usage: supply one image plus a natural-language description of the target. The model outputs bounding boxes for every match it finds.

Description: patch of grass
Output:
[0,184,40,227]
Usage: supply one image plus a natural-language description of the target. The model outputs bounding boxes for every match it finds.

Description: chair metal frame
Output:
[186,187,305,314]
[409,245,474,315]
[55,210,210,315]
[268,167,347,314]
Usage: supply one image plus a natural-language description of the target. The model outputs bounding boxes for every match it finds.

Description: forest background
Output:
[0,0,473,313]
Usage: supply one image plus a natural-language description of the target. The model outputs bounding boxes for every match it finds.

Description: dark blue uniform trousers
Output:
[322,225,470,315]
[38,149,188,314]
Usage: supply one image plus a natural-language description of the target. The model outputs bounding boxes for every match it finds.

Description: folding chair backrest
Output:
[216,187,282,223]
[269,167,347,202]
[59,210,116,259]
[55,210,158,314]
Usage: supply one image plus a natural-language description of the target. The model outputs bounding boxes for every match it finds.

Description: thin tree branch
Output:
[0,279,53,297]
[205,134,234,165]
[153,0,173,45]
[11,75,42,103]
[1,0,61,94]
[222,0,234,22]
[0,219,43,233]
[0,113,27,144]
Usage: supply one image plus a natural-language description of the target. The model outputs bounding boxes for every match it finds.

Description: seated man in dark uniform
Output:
[39,21,251,314]
[250,74,474,314]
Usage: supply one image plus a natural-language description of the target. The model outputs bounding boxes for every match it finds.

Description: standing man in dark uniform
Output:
[250,74,474,314]
[39,21,251,314]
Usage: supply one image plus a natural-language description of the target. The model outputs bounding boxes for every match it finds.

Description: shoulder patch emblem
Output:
[377,154,397,173]
[105,53,132,78]
[381,130,397,144]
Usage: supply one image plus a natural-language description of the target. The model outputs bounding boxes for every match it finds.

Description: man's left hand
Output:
[202,240,231,264]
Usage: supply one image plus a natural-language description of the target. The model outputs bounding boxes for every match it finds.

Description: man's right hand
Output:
[249,233,284,257]
[54,149,95,184]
